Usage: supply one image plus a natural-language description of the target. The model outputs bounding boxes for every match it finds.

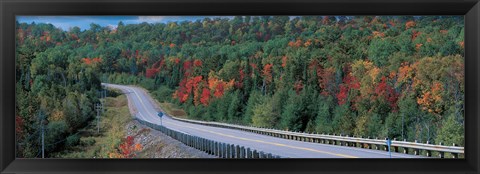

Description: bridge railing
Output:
[169,116,464,158]
[135,118,282,159]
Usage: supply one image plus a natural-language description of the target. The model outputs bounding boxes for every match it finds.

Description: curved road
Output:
[104,83,422,158]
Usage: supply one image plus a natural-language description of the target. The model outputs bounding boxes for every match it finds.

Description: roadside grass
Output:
[54,94,131,158]
[158,102,187,118]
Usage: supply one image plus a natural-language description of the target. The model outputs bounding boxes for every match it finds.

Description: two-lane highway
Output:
[105,83,423,158]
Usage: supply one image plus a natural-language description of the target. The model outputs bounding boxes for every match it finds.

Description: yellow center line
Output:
[118,85,358,158]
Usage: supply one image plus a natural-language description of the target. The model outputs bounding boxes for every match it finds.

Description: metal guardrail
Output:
[169,116,464,158]
[135,118,282,159]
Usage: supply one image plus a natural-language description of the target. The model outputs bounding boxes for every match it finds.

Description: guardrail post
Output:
[190,135,195,148]
[452,143,458,158]
[214,142,219,156]
[247,148,252,158]
[384,138,389,151]
[195,137,199,149]
[438,142,444,158]
[221,142,225,158]
[425,141,432,157]
[220,143,225,158]
[191,136,195,147]
[224,143,229,158]
[402,139,408,154]
[185,134,188,145]
[183,134,187,144]
[253,150,259,158]
[207,140,212,155]
[211,140,215,155]
[225,144,230,158]
[193,136,197,149]
[218,142,223,158]
[240,146,246,158]
[192,136,196,148]
[343,135,349,146]
[235,145,241,158]
[199,138,203,151]
[198,137,202,150]
[392,138,398,152]
[230,144,235,158]
[413,140,420,155]
[204,138,208,152]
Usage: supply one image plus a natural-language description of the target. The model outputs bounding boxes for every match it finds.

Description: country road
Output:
[104,83,423,158]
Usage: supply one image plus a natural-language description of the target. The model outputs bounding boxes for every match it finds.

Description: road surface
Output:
[104,83,423,158]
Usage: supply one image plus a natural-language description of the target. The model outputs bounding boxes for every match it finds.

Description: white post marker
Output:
[158,112,163,126]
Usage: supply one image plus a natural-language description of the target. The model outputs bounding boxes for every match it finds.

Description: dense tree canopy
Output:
[16,16,465,157]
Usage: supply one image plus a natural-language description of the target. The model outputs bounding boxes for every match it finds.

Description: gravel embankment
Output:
[125,119,216,158]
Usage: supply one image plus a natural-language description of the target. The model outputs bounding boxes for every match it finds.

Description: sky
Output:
[16,16,234,31]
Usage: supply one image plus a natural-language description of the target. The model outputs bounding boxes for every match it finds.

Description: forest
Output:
[16,16,464,158]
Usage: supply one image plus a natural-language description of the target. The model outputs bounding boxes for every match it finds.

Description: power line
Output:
[17,129,40,145]
[45,131,83,147]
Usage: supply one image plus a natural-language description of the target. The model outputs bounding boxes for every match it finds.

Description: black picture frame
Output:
[1,0,479,174]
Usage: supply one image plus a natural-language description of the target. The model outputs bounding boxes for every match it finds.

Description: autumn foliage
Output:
[405,21,416,29]
[375,77,399,110]
[15,115,24,138]
[81,57,102,65]
[109,136,143,158]
[336,72,360,105]
[193,59,203,67]
[288,39,303,48]
[417,81,444,114]
[281,56,288,68]
[411,30,421,41]
[200,88,211,106]
[262,64,273,83]
[173,76,203,103]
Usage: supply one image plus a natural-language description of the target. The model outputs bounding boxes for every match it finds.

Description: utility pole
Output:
[38,110,47,158]
[95,103,101,134]
[100,85,106,113]
[41,116,45,158]
[104,87,106,112]
[401,113,404,140]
